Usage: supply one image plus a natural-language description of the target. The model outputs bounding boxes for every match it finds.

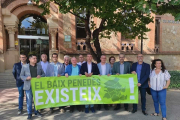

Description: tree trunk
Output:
[93,29,102,63]
[84,11,98,61]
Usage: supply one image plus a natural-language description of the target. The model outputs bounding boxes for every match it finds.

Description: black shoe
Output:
[35,112,42,117]
[114,107,120,110]
[27,114,32,119]
[97,105,101,110]
[142,111,148,116]
[70,107,74,113]
[131,109,137,113]
[17,109,23,115]
[125,108,128,111]
[104,107,109,110]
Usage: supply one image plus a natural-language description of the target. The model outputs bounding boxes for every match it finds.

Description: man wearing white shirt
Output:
[77,54,86,66]
[97,55,112,110]
[80,54,100,113]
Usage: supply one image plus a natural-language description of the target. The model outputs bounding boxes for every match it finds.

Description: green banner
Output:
[31,74,138,110]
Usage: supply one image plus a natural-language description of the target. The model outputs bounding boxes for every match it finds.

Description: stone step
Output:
[0,76,15,80]
[0,70,16,88]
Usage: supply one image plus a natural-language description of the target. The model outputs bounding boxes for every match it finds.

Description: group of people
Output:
[12,53,170,120]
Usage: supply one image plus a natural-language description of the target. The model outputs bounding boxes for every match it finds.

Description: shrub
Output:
[169,71,180,89]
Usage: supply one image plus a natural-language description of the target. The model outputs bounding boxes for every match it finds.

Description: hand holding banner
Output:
[31,74,138,110]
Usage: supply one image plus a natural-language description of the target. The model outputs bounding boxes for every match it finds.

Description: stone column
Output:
[49,28,58,62]
[4,26,19,70]
[49,28,58,50]
[5,26,17,50]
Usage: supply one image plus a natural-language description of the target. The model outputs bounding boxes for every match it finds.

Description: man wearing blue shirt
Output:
[131,54,150,116]
[65,57,81,113]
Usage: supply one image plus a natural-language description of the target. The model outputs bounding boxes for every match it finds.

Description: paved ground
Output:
[0,88,180,120]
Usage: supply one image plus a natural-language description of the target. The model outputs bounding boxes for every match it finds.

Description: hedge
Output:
[169,71,180,89]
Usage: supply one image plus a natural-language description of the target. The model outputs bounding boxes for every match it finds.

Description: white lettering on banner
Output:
[93,87,101,100]
[88,87,91,100]
[80,87,87,101]
[35,90,44,105]
[35,87,102,106]
[129,78,135,100]
[56,89,59,103]
[70,88,78,101]
[61,88,69,102]
[45,89,55,104]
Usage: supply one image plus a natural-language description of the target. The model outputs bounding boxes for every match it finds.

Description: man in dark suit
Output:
[131,54,150,116]
[12,54,27,115]
[112,53,131,111]
[80,53,100,113]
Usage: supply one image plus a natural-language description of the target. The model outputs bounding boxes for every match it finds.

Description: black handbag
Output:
[146,87,151,95]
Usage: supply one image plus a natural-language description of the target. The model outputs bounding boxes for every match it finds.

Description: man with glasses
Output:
[112,53,131,111]
[63,55,70,70]
[46,53,65,114]
[12,54,27,115]
[131,54,150,116]
[77,54,86,66]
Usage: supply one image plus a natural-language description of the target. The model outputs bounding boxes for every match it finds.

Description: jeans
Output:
[85,104,94,108]
[26,88,38,114]
[150,88,167,118]
[133,87,146,111]
[17,84,24,110]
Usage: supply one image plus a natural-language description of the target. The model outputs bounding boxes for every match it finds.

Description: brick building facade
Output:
[0,0,180,72]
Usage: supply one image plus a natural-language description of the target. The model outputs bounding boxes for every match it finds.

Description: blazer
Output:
[112,61,131,75]
[38,61,49,76]
[80,62,100,75]
[20,63,45,90]
[131,62,150,88]
[65,64,81,75]
[97,63,112,75]
[46,62,65,77]
[12,62,23,87]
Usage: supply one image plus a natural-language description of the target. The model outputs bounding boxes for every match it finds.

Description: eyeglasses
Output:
[137,56,143,58]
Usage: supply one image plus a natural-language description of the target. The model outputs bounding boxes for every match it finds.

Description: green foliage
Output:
[169,71,180,89]
[103,78,127,102]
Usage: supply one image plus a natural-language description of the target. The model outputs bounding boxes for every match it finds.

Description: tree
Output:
[34,0,180,62]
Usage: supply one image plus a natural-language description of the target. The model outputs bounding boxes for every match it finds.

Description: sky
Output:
[21,17,35,28]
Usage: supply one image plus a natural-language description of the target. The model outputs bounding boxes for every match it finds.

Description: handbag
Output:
[146,87,151,95]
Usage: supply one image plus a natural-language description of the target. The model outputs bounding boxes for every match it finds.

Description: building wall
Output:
[0,0,180,72]
[159,14,180,52]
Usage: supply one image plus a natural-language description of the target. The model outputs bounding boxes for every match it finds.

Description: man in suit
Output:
[12,54,27,115]
[131,54,150,116]
[39,53,49,75]
[97,55,112,110]
[80,53,100,113]
[112,53,131,111]
[20,54,45,119]
[46,53,65,114]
